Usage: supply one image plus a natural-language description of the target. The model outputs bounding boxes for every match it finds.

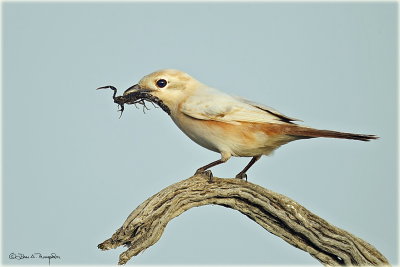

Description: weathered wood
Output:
[98,174,389,265]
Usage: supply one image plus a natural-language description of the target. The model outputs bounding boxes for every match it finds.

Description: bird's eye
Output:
[156,79,167,88]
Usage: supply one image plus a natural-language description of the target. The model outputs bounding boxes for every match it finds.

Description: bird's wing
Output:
[233,96,302,123]
[180,87,300,125]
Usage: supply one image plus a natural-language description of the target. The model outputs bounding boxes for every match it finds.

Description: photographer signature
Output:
[9,252,61,265]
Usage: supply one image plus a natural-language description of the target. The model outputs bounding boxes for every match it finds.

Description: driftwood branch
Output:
[98,174,389,265]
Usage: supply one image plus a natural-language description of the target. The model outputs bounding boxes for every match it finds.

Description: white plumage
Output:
[123,69,377,179]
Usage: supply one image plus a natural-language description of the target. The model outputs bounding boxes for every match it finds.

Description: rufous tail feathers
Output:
[286,126,378,141]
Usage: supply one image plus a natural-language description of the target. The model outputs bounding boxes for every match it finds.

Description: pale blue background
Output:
[2,2,398,265]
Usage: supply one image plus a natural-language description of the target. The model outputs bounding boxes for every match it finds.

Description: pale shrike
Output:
[101,69,378,179]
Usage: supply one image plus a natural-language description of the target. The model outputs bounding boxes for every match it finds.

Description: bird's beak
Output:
[123,84,152,96]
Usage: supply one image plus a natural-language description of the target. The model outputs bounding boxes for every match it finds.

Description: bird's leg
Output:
[195,159,224,181]
[235,156,261,180]
[195,153,231,181]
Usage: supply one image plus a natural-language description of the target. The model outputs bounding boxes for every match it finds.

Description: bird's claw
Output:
[195,169,213,182]
[235,172,248,181]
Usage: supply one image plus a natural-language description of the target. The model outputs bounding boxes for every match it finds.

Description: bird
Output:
[120,69,378,180]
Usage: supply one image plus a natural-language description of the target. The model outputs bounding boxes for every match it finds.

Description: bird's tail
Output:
[287,126,378,141]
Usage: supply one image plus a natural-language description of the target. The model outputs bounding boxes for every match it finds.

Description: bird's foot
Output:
[235,172,248,181]
[195,169,213,182]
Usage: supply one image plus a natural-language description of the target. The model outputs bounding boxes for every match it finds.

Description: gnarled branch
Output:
[98,174,389,265]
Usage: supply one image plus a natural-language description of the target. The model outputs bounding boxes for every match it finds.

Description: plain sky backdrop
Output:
[2,1,398,265]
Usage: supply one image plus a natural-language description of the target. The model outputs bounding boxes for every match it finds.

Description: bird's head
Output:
[123,69,201,110]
